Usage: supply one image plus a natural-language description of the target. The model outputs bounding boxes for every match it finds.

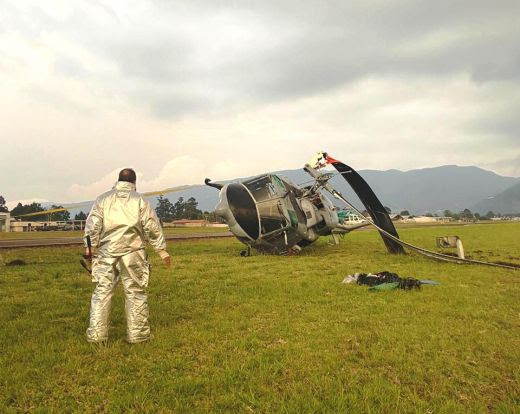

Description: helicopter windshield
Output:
[243,175,289,235]
[243,175,286,202]
[243,175,275,202]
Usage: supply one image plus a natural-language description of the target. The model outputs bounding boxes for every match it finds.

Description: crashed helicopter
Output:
[205,152,404,256]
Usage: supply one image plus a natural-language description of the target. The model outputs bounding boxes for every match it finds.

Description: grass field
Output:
[0,222,519,412]
[0,226,229,240]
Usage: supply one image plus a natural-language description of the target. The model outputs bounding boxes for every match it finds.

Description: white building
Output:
[9,220,86,232]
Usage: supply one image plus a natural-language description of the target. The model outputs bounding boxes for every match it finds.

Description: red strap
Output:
[325,154,341,164]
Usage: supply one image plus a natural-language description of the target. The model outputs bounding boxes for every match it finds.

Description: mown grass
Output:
[0,223,518,413]
[0,226,228,240]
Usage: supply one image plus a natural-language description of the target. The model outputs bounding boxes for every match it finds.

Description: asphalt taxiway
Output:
[0,232,233,249]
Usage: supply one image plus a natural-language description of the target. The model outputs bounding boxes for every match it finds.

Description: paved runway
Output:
[0,232,233,249]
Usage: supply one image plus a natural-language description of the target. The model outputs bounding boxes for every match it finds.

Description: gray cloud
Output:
[5,1,519,106]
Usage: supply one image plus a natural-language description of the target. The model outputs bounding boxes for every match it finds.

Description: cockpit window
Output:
[243,175,277,202]
[271,175,287,191]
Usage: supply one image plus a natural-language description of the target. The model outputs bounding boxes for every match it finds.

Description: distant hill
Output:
[324,165,519,215]
[471,182,520,214]
[38,165,520,217]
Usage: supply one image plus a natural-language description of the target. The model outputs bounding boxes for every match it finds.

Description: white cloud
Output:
[139,156,207,192]
[67,168,122,201]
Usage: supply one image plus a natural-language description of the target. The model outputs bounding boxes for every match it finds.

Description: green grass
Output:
[0,223,518,413]
[0,226,228,240]
[162,226,229,235]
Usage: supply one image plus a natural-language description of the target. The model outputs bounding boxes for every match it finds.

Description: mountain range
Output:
[150,164,520,215]
[470,181,520,215]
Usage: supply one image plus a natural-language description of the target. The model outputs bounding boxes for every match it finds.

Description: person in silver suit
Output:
[84,168,171,344]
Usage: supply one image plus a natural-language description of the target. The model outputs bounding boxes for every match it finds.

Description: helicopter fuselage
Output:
[207,172,361,254]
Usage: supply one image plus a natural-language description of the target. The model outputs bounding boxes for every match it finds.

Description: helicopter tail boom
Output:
[205,178,224,190]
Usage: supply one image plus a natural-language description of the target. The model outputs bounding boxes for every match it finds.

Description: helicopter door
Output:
[257,201,287,234]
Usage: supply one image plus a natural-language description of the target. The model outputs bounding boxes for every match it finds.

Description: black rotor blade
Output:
[328,159,405,254]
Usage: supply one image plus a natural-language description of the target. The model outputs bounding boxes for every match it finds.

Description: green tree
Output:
[425,212,433,217]
[399,210,410,216]
[11,202,45,219]
[155,196,174,222]
[460,208,473,219]
[50,205,70,221]
[75,211,87,220]
[485,211,495,219]
[0,195,8,212]
[172,197,185,219]
[184,197,203,219]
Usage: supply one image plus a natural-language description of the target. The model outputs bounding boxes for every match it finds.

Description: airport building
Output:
[0,216,86,232]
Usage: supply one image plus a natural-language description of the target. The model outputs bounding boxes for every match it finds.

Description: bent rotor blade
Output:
[143,184,203,197]
[326,157,405,254]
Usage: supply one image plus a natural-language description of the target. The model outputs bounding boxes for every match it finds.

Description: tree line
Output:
[155,196,203,222]
[442,209,498,220]
[393,207,500,220]
[155,196,220,223]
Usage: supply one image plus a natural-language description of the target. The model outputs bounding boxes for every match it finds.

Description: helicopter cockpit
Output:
[243,174,290,235]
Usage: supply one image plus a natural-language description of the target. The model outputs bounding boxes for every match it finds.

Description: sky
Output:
[1,0,519,207]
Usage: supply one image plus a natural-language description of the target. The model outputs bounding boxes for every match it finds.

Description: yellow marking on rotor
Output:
[143,185,200,197]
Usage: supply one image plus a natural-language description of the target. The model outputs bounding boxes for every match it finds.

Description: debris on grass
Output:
[343,271,439,290]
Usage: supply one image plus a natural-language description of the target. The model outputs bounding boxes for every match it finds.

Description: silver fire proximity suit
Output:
[84,181,169,343]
